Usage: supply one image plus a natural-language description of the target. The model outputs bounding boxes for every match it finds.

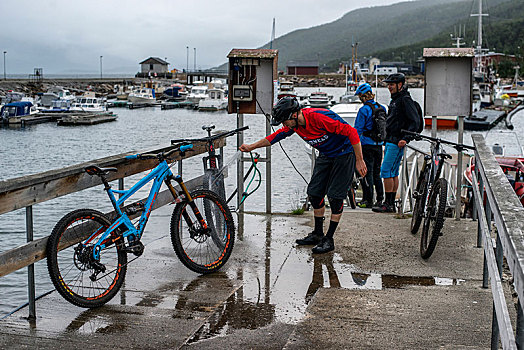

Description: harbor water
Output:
[1,87,523,317]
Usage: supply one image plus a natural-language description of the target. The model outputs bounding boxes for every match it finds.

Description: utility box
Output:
[423,48,474,116]
[227,49,278,114]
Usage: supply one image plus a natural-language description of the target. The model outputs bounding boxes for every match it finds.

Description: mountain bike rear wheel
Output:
[420,178,448,259]
[46,209,127,308]
[411,166,429,234]
[170,189,235,274]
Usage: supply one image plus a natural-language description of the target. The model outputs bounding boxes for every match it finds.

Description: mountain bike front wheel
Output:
[46,209,127,308]
[170,189,235,274]
[203,168,226,201]
[420,178,448,259]
[411,166,430,234]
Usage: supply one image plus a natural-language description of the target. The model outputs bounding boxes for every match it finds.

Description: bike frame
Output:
[86,160,174,260]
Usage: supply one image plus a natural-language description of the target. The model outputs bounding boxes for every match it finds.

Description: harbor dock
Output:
[57,112,117,126]
[0,209,509,349]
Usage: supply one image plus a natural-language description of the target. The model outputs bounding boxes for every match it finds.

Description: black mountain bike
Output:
[403,130,475,259]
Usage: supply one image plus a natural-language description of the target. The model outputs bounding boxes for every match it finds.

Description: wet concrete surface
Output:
[0,206,508,349]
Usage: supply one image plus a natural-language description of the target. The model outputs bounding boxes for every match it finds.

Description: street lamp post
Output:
[3,51,6,80]
[194,48,196,71]
[100,56,103,79]
[186,46,189,72]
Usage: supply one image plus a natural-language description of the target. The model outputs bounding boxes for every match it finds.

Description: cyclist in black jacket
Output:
[373,73,421,213]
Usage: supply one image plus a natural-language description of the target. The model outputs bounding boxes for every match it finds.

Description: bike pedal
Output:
[125,241,145,256]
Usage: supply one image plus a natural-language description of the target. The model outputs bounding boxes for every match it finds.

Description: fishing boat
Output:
[423,116,457,129]
[277,81,297,100]
[307,91,333,108]
[198,88,228,111]
[329,95,361,126]
[187,85,209,104]
[128,87,156,104]
[70,92,108,113]
[1,101,41,125]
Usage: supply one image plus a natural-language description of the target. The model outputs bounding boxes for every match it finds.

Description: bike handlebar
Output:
[126,144,194,161]
[171,126,249,145]
[401,129,475,151]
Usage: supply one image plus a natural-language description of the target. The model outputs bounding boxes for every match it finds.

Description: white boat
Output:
[277,81,297,99]
[70,92,108,112]
[329,95,362,126]
[38,87,75,108]
[187,85,209,104]
[307,91,333,108]
[128,88,156,104]
[198,88,228,111]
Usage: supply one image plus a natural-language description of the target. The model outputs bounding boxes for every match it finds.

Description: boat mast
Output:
[471,0,488,74]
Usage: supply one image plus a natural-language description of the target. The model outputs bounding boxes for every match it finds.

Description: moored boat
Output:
[277,81,297,100]
[424,116,457,129]
[307,91,333,108]
[198,88,227,111]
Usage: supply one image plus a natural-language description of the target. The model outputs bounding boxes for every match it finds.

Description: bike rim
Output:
[55,217,123,301]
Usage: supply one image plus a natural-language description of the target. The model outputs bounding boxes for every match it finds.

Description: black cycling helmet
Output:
[270,96,300,126]
[383,73,405,84]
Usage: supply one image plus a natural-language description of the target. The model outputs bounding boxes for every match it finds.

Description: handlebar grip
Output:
[180,144,193,152]
[125,154,139,160]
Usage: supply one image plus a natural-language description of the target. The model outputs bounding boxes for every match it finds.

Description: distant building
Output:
[287,60,319,75]
[136,57,172,78]
[375,66,398,75]
[474,52,517,75]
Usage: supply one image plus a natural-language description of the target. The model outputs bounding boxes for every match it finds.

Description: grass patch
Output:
[291,207,305,215]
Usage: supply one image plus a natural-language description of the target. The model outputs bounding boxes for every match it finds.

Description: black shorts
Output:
[307,152,355,200]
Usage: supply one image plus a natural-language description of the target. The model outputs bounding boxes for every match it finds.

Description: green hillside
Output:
[258,0,521,73]
[371,0,524,75]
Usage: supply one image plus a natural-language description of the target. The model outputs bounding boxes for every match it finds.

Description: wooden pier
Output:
[57,112,117,126]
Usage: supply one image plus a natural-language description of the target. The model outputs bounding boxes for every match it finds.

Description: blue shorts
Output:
[380,142,404,178]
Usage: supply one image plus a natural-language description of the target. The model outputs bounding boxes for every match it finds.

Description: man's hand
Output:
[239,144,254,152]
[398,140,407,148]
[356,158,367,177]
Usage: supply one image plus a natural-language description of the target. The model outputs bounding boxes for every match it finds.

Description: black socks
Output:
[385,192,396,206]
[314,216,325,235]
[325,220,339,239]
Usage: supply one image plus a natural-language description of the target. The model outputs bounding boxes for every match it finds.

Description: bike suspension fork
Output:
[167,175,209,230]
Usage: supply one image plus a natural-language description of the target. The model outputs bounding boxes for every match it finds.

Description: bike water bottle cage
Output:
[85,165,118,176]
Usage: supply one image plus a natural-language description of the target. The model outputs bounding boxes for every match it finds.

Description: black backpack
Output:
[413,100,424,133]
[363,101,387,142]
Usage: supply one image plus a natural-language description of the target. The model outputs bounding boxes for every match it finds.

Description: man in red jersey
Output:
[239,97,367,254]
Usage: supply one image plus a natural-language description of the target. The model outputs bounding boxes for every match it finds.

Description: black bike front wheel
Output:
[203,168,226,201]
[420,178,448,259]
[170,189,235,274]
[411,166,429,234]
[46,209,127,308]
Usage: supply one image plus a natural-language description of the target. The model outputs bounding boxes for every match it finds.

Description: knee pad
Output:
[328,197,344,214]
[309,195,325,210]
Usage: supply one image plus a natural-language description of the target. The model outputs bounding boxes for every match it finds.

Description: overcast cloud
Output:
[1,0,408,74]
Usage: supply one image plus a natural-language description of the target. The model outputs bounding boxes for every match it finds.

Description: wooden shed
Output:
[286,60,319,75]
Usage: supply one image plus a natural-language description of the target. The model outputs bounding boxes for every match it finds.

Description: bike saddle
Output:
[202,124,215,131]
[85,165,118,176]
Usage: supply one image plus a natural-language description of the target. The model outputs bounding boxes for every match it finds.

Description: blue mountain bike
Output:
[46,144,235,308]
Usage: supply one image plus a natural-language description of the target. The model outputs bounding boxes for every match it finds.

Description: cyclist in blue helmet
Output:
[354,83,385,208]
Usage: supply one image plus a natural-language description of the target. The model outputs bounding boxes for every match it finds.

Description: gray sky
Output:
[1,0,408,75]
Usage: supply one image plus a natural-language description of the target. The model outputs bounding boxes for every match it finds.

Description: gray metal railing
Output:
[0,138,226,320]
[470,134,524,349]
